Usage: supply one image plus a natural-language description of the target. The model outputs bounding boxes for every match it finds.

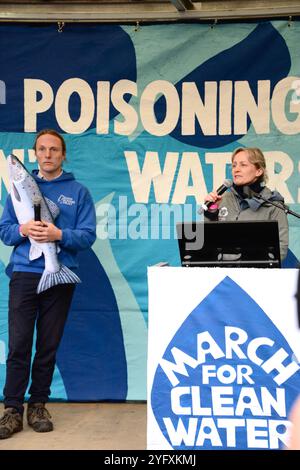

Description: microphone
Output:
[33,195,42,221]
[200,179,233,213]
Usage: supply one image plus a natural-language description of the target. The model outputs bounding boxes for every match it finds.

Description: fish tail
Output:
[37,264,81,294]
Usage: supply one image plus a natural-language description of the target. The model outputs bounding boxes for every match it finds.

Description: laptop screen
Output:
[176,220,281,268]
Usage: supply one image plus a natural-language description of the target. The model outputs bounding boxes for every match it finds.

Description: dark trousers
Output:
[3,272,75,414]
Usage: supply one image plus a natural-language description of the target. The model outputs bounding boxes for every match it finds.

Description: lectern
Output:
[176,220,281,268]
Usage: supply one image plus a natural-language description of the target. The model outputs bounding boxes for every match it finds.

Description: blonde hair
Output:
[232,147,268,183]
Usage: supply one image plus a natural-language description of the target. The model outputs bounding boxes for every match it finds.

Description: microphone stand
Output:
[254,193,300,219]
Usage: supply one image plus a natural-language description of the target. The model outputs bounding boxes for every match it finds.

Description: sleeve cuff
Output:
[19,225,27,237]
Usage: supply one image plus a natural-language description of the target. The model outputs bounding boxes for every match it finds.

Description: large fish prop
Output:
[7,154,81,293]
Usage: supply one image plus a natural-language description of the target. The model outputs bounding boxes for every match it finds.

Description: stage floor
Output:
[0,402,146,450]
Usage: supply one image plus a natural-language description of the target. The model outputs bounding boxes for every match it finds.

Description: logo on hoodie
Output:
[58,194,75,206]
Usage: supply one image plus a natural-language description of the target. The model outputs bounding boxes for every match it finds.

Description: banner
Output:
[0,21,300,401]
[147,267,300,450]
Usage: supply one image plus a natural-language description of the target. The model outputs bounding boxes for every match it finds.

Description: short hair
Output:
[232,147,268,183]
[33,129,66,155]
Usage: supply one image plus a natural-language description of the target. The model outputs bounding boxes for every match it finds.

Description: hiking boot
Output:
[0,408,23,439]
[27,403,53,432]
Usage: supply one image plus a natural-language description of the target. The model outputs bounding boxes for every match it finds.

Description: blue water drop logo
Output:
[151,276,300,449]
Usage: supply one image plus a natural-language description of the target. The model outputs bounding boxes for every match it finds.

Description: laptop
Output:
[176,220,281,268]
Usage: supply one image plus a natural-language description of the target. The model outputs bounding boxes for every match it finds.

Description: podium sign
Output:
[147,267,300,450]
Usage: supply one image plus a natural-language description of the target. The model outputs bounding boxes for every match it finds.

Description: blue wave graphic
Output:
[56,248,127,400]
[155,22,291,148]
[282,249,299,268]
[151,276,300,449]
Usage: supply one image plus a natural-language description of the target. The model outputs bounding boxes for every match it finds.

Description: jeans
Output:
[3,272,75,414]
